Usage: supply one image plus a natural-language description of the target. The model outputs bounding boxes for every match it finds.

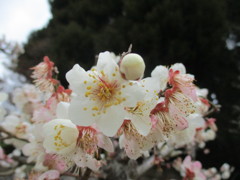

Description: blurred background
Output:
[0,0,240,179]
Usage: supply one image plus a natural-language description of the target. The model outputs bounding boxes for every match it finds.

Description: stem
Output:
[82,168,92,180]
[203,102,221,117]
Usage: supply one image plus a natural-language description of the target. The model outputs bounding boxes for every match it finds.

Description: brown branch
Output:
[82,168,92,180]
[0,126,29,143]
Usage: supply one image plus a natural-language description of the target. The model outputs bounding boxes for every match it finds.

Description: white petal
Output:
[74,150,101,171]
[97,51,122,81]
[131,116,152,136]
[121,81,145,107]
[56,102,70,119]
[43,119,78,154]
[151,65,169,90]
[122,136,142,160]
[97,133,114,152]
[96,106,126,137]
[66,64,91,94]
[141,77,161,95]
[170,63,186,74]
[68,96,95,126]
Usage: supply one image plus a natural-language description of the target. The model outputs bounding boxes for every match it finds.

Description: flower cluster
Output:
[0,51,231,179]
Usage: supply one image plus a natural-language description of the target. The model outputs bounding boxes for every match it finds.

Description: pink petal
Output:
[97,134,114,153]
[169,104,188,130]
[38,170,60,180]
[179,85,198,102]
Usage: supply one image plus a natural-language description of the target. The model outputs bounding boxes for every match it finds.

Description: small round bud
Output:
[120,53,145,80]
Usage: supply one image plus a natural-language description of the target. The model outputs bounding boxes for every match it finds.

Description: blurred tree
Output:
[17,0,240,175]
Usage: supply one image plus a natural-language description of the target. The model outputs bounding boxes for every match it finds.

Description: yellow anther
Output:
[92,106,99,111]
[87,86,92,90]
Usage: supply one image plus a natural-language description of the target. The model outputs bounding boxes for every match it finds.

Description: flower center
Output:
[84,73,126,111]
[77,127,97,154]
[54,125,71,151]
[155,112,175,136]
[15,123,27,136]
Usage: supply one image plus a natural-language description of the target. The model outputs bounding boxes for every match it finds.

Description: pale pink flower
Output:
[42,116,113,171]
[169,68,197,101]
[118,120,163,159]
[165,89,196,120]
[45,85,72,111]
[1,115,30,139]
[182,156,206,180]
[206,118,218,131]
[151,100,188,137]
[57,125,113,171]
[43,154,66,173]
[31,56,54,80]
[31,56,59,92]
[34,78,59,93]
[32,106,55,123]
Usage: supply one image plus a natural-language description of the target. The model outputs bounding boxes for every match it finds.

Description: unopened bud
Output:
[120,53,145,80]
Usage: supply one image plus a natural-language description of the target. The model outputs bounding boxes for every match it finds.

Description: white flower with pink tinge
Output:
[66,51,145,136]
[42,102,114,171]
[181,156,206,180]
[43,119,114,171]
[118,120,163,160]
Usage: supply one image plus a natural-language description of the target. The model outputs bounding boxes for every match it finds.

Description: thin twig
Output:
[0,127,29,143]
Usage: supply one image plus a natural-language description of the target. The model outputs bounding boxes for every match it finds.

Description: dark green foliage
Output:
[18,0,240,175]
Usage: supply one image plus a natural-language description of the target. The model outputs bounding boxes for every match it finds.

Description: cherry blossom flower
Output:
[66,51,145,136]
[43,154,66,173]
[151,97,190,138]
[31,56,59,92]
[141,65,169,94]
[165,89,196,123]
[1,114,30,139]
[169,68,197,101]
[45,85,72,113]
[168,114,205,147]
[181,156,206,180]
[124,98,158,136]
[31,56,54,80]
[12,84,42,115]
[43,119,79,155]
[118,120,163,159]
[42,102,113,171]
[22,123,49,171]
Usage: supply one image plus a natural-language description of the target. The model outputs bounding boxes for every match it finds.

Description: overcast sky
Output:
[0,0,52,44]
